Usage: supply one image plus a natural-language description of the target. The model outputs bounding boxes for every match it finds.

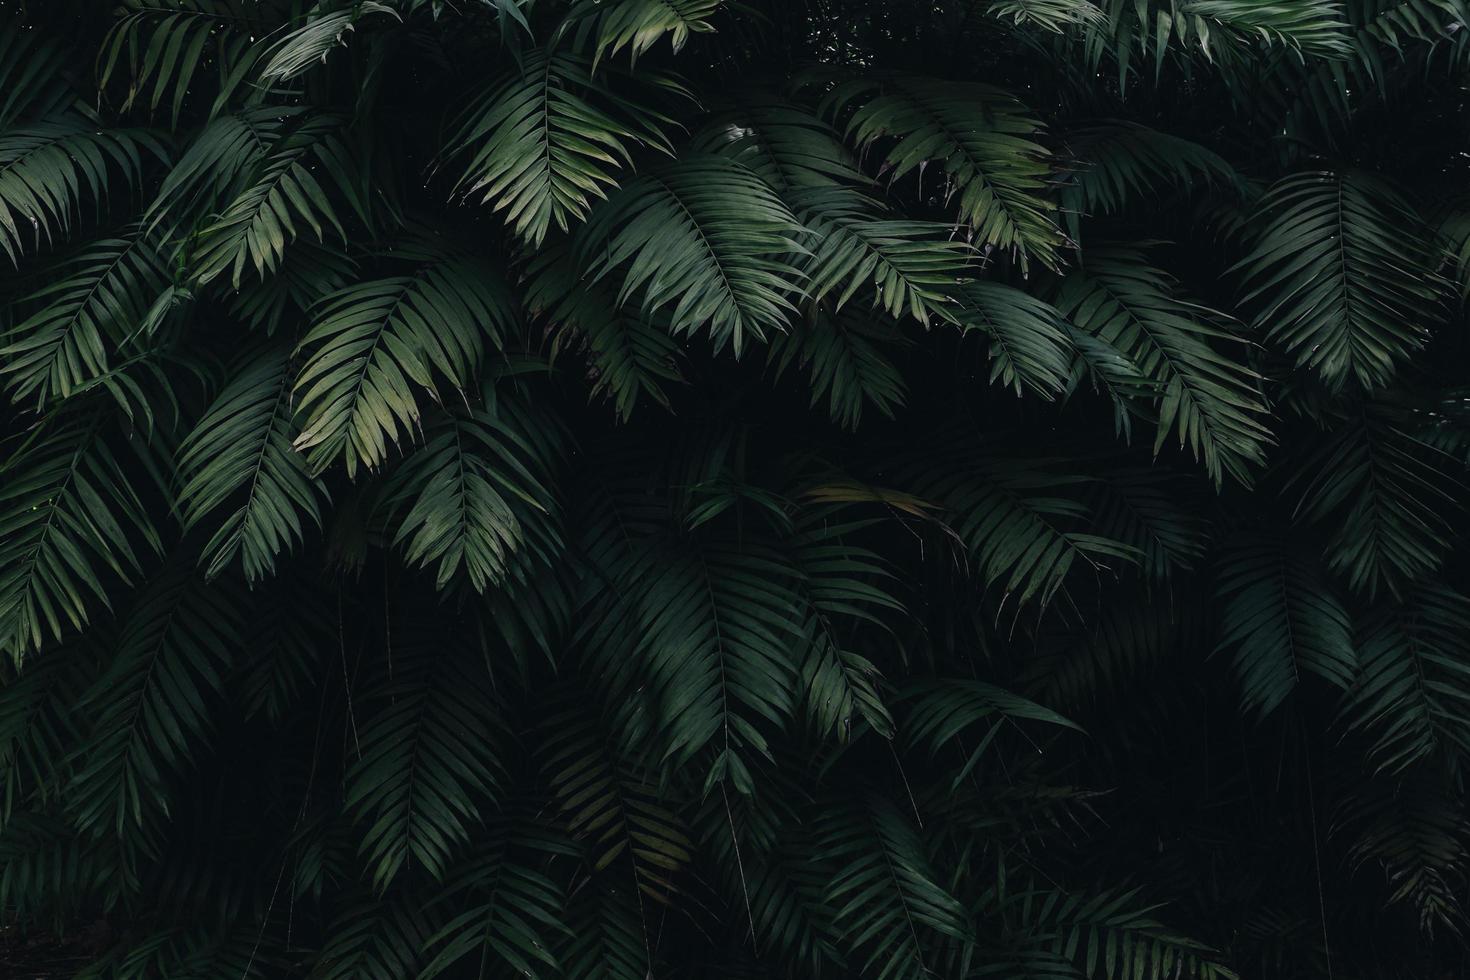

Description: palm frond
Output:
[815,793,975,980]
[378,393,564,593]
[446,49,677,245]
[1341,585,1470,773]
[344,614,506,891]
[291,250,516,476]
[565,0,724,65]
[0,411,163,662]
[767,307,907,430]
[573,154,809,355]
[1055,245,1272,486]
[0,113,163,265]
[823,74,1063,268]
[66,561,242,838]
[1214,534,1357,715]
[174,342,326,582]
[0,227,171,407]
[1234,171,1440,392]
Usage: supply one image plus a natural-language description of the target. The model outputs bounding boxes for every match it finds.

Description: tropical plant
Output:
[2,1,1469,978]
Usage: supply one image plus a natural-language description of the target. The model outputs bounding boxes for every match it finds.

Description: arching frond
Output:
[291,252,516,476]
[446,49,677,245]
[66,562,243,838]
[527,247,684,421]
[823,75,1063,268]
[692,100,866,194]
[190,112,358,287]
[539,693,693,901]
[174,343,326,583]
[955,281,1074,399]
[419,821,569,980]
[1289,398,1460,597]
[98,0,274,124]
[1342,586,1470,773]
[1235,171,1440,392]
[565,0,723,65]
[0,114,163,265]
[767,307,907,430]
[814,793,975,980]
[0,228,171,407]
[574,155,809,355]
[1005,883,1235,980]
[789,514,901,740]
[1056,246,1272,486]
[344,616,506,891]
[798,186,971,326]
[309,894,433,980]
[1061,121,1241,241]
[900,442,1139,607]
[378,394,564,593]
[257,1,399,83]
[1214,535,1357,715]
[0,411,163,662]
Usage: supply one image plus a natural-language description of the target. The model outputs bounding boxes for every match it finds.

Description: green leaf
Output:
[0,228,171,407]
[447,49,677,245]
[66,561,243,838]
[379,395,564,593]
[573,155,809,356]
[0,411,163,662]
[1214,534,1357,715]
[565,0,724,65]
[824,74,1063,268]
[1056,245,1272,486]
[344,616,505,891]
[1235,171,1440,392]
[291,251,516,476]
[0,113,163,265]
[175,342,326,583]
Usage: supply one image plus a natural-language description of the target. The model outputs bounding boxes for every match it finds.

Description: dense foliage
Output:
[2,0,1470,977]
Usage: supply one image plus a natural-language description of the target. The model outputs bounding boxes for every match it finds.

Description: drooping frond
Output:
[174,342,326,582]
[0,114,163,264]
[419,821,569,980]
[257,2,399,83]
[66,562,243,838]
[564,0,723,65]
[814,793,976,980]
[344,616,506,891]
[291,251,516,476]
[189,111,358,287]
[1288,398,1460,597]
[309,894,433,980]
[899,441,1139,607]
[573,154,809,355]
[538,692,693,901]
[1341,586,1470,773]
[0,411,163,662]
[527,247,684,420]
[822,74,1063,268]
[0,227,171,407]
[1056,246,1272,486]
[789,513,902,740]
[446,49,677,245]
[1235,171,1441,392]
[1061,121,1241,240]
[1004,883,1237,980]
[1214,534,1357,715]
[955,280,1074,399]
[98,0,274,124]
[767,307,907,430]
[378,393,564,593]
[798,186,972,326]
